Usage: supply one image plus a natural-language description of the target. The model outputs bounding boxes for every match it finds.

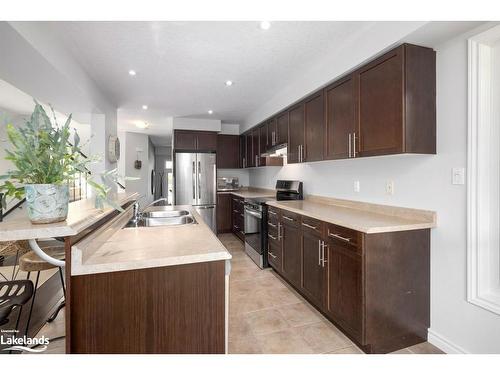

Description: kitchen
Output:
[0,8,499,372]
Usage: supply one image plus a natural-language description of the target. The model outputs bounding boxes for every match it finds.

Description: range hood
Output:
[260,143,287,157]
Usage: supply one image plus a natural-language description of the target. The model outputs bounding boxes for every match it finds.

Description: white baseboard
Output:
[427,329,469,354]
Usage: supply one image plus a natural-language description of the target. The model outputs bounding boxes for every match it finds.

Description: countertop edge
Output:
[71,251,232,276]
[267,201,436,234]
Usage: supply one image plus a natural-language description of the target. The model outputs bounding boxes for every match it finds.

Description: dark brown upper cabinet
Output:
[276,111,288,145]
[267,118,277,148]
[325,75,357,160]
[356,44,436,157]
[239,135,246,168]
[174,130,217,151]
[245,132,254,167]
[304,90,325,162]
[216,135,239,169]
[258,123,268,166]
[251,128,260,167]
[288,103,305,164]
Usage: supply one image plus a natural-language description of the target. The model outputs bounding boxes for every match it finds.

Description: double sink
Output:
[125,206,197,228]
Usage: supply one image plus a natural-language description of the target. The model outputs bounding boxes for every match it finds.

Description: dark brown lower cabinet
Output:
[281,220,302,286]
[325,240,363,344]
[268,208,430,354]
[231,195,245,241]
[267,238,282,270]
[70,261,226,354]
[301,229,326,309]
[216,193,232,233]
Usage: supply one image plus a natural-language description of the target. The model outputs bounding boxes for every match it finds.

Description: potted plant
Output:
[0,101,116,224]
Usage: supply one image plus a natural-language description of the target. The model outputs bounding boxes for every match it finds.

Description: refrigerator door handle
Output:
[192,160,196,202]
[198,161,201,200]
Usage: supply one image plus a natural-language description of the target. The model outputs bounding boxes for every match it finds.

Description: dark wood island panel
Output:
[69,260,226,354]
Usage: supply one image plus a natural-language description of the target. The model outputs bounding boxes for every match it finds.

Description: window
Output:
[467,25,500,315]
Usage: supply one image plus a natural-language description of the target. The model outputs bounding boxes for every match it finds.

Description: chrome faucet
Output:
[141,197,169,211]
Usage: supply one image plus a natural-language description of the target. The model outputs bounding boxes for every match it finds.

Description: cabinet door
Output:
[245,132,254,167]
[301,230,326,308]
[326,242,363,342]
[276,111,288,145]
[325,76,356,160]
[216,193,232,233]
[259,124,268,166]
[267,118,277,147]
[196,132,217,151]
[282,222,302,287]
[239,135,246,168]
[252,129,260,167]
[304,90,325,162]
[174,131,197,150]
[288,104,305,164]
[357,47,403,157]
[217,135,239,169]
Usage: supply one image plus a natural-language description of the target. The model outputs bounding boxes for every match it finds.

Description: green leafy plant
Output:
[0,101,124,211]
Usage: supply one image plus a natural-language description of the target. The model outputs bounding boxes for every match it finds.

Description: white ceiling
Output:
[42,21,377,135]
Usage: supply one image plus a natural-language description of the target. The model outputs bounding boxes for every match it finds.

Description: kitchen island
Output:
[0,193,232,354]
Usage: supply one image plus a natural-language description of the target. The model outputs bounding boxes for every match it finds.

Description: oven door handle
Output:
[244,208,262,219]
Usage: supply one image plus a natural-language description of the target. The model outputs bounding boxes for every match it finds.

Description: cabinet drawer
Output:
[281,210,301,227]
[326,223,361,249]
[301,216,324,236]
[268,238,282,270]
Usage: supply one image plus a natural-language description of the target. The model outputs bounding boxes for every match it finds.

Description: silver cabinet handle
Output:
[255,155,258,167]
[278,222,282,240]
[353,132,357,157]
[233,209,239,213]
[282,215,294,222]
[302,222,317,230]
[328,231,351,243]
[268,211,277,216]
[348,133,352,158]
[268,222,277,228]
[268,251,277,259]
[318,239,322,266]
[268,234,278,240]
[320,241,328,268]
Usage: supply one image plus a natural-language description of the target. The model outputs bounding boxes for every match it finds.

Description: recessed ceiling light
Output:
[260,21,271,30]
[135,121,149,129]
[128,70,136,76]
[142,105,148,110]
[208,110,213,115]
[225,80,233,86]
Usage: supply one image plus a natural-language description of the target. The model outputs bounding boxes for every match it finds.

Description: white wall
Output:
[124,132,154,206]
[217,169,250,187]
[247,25,500,353]
[220,123,240,135]
[173,117,221,132]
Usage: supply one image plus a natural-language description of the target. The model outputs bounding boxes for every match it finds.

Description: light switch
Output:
[452,168,465,185]
[353,180,360,193]
[386,181,394,195]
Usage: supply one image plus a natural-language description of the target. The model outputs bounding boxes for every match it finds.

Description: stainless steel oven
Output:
[244,201,264,268]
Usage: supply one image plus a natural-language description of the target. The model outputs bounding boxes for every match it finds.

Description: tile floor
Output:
[28,233,443,354]
[219,233,444,355]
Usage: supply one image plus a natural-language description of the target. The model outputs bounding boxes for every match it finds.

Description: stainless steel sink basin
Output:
[142,208,190,218]
[142,216,196,227]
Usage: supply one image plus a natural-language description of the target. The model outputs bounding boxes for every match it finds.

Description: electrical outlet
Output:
[386,180,394,195]
[452,168,465,185]
[353,180,360,193]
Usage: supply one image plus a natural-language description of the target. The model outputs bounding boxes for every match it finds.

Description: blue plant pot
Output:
[25,184,69,224]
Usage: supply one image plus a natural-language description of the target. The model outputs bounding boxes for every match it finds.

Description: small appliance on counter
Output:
[217,177,240,191]
[244,180,303,269]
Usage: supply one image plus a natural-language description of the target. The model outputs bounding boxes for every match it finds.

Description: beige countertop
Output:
[0,192,138,241]
[267,197,436,234]
[217,188,275,199]
[71,205,231,276]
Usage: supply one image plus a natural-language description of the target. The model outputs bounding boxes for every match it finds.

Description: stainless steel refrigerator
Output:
[174,152,217,233]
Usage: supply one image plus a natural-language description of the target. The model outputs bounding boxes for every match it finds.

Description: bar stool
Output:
[0,240,31,281]
[18,244,65,337]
